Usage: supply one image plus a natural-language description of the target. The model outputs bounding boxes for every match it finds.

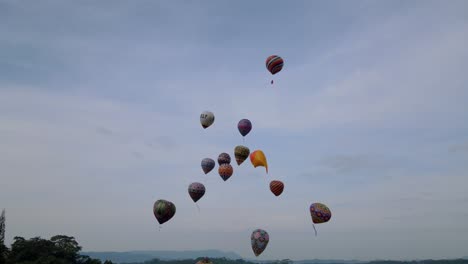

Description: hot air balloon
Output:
[270,180,284,196]
[218,152,231,165]
[251,229,269,257]
[218,163,233,181]
[196,258,213,264]
[250,150,268,173]
[234,145,250,165]
[238,119,252,139]
[200,111,215,129]
[153,199,176,225]
[188,182,205,203]
[266,55,284,84]
[309,202,332,236]
[201,158,215,174]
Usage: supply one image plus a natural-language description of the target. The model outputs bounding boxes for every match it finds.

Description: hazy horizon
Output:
[1,0,468,261]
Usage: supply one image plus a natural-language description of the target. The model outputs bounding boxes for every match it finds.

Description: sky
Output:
[1,0,468,261]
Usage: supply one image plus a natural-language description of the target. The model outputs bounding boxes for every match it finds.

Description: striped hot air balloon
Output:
[269,180,284,196]
[266,55,284,84]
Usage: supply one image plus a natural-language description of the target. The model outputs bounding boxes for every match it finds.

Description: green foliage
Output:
[1,235,111,264]
[0,209,6,264]
[123,258,268,264]
[119,259,468,264]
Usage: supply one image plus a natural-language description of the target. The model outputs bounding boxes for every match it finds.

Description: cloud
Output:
[449,141,468,153]
[1,0,468,260]
[317,154,401,175]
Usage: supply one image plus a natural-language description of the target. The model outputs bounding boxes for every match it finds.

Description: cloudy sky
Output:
[1,0,468,261]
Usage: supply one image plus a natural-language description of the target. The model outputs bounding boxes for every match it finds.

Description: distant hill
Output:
[81,251,468,264]
[82,250,243,263]
[248,260,365,264]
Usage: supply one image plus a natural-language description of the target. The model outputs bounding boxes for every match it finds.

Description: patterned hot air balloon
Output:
[309,202,332,236]
[266,55,284,84]
[250,150,268,173]
[201,158,215,174]
[188,182,205,203]
[218,152,231,165]
[269,180,284,196]
[218,163,233,181]
[251,229,269,257]
[238,119,252,137]
[153,199,176,225]
[234,145,250,165]
[200,111,215,129]
[196,258,213,264]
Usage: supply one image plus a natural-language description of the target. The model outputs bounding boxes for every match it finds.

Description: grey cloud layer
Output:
[1,0,468,260]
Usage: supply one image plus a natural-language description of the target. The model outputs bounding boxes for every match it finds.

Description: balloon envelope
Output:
[270,180,284,196]
[201,158,215,174]
[250,150,268,173]
[188,182,206,203]
[200,111,215,129]
[238,119,252,137]
[218,152,231,165]
[234,145,250,165]
[218,163,233,181]
[153,199,176,225]
[251,229,269,257]
[266,55,284,75]
[196,258,212,264]
[310,203,332,224]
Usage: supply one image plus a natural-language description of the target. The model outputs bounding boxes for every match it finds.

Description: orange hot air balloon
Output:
[270,180,284,196]
[250,150,268,173]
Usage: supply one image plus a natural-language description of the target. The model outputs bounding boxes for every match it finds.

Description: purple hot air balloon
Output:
[201,158,215,174]
[188,182,206,203]
[218,153,231,165]
[238,119,252,137]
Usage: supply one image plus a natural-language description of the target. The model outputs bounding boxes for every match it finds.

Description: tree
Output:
[5,235,105,264]
[50,235,82,262]
[0,209,6,264]
[0,209,4,245]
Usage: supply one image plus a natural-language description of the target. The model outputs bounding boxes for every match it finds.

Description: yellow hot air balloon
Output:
[250,150,268,173]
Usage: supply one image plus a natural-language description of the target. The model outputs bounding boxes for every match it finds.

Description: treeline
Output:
[121,258,293,264]
[122,259,468,264]
[0,235,113,264]
[367,261,468,264]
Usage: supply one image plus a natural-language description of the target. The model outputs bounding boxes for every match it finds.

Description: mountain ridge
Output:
[82,250,243,263]
[81,251,468,264]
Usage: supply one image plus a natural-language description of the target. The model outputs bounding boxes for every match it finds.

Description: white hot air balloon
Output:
[200,111,215,129]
